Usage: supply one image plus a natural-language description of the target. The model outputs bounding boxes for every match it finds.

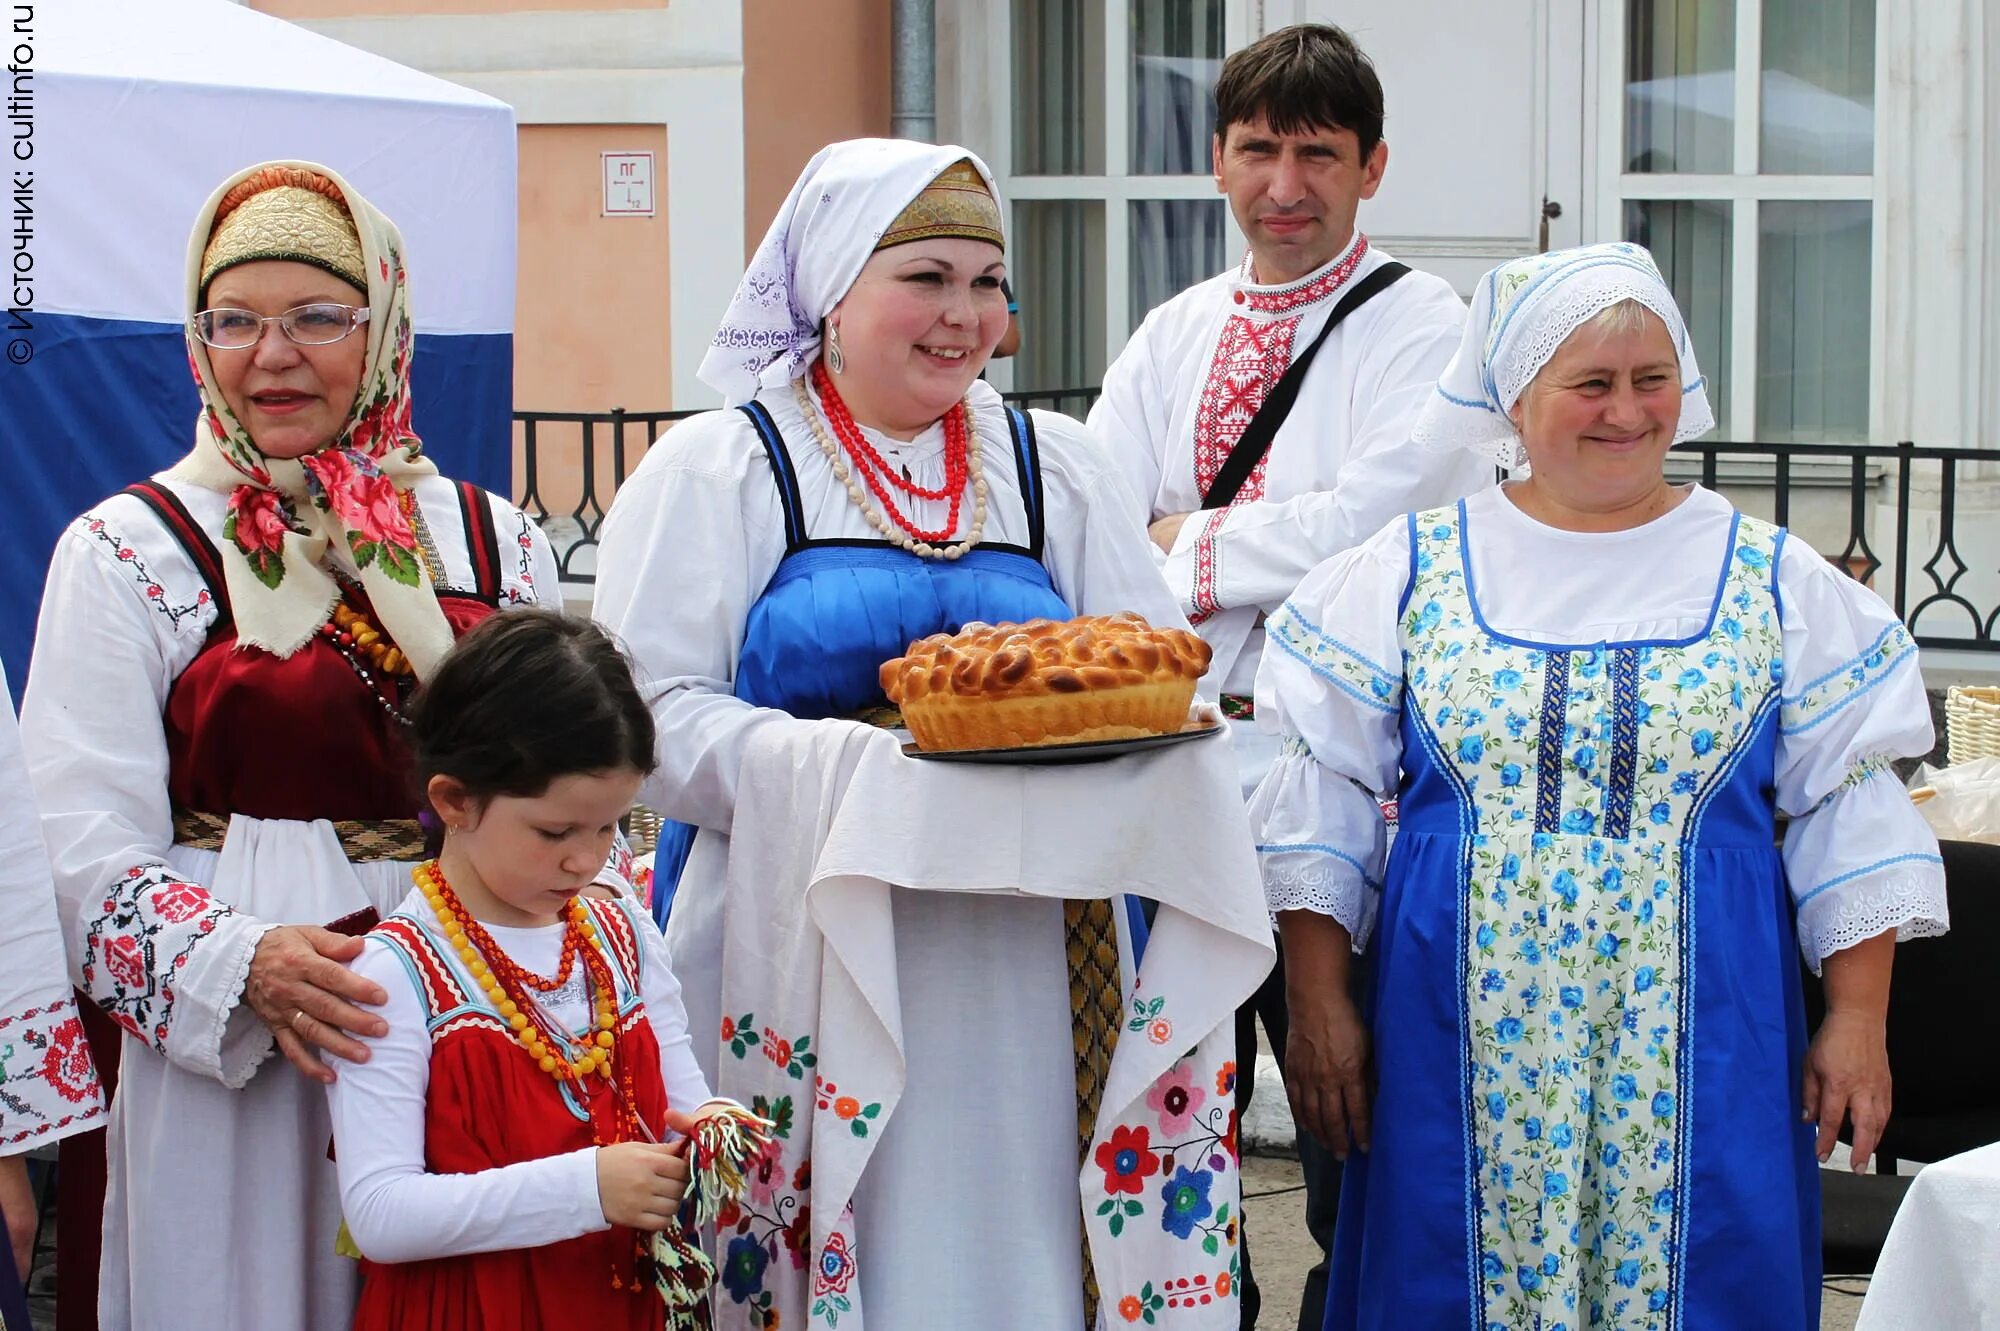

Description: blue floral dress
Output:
[1251,491,1946,1331]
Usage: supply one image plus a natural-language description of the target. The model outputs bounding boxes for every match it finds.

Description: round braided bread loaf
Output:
[881,613,1212,751]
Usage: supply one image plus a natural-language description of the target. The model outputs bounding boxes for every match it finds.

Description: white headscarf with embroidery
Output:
[1410,242,1716,471]
[163,160,453,678]
[698,139,1006,408]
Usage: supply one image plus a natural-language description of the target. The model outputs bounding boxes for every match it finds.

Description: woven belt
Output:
[171,808,428,862]
[1219,693,1255,721]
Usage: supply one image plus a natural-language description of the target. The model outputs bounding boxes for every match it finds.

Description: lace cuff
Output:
[1794,857,1949,973]
[170,910,282,1088]
[1257,846,1378,950]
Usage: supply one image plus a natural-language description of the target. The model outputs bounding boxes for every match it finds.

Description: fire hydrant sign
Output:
[602,151,656,217]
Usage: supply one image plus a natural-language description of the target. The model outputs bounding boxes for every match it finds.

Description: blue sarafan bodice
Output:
[648,401,1073,917]
[729,400,1074,717]
[735,546,1073,716]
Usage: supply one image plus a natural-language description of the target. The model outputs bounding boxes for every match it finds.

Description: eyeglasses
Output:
[191,303,371,350]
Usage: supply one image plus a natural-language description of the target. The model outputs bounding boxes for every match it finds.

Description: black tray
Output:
[902,719,1224,766]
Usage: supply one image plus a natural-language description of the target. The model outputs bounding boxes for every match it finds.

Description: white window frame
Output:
[1594,0,1884,442]
[974,0,1257,388]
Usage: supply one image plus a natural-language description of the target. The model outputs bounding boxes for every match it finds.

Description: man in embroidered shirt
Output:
[1089,23,1489,1329]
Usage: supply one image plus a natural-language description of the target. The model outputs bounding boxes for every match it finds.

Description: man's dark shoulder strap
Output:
[1200,260,1412,512]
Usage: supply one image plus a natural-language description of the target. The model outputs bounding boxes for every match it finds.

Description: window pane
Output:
[1626,199,1733,434]
[1757,201,1870,441]
[1013,200,1107,391]
[1625,0,1736,174]
[1130,0,1226,175]
[1012,0,1106,175]
[1760,0,1874,173]
[1130,199,1228,328]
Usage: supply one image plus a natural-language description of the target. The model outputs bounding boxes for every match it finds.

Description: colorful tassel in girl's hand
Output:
[653,1101,778,1330]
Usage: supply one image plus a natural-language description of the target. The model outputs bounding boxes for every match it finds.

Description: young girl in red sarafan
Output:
[328,608,736,1331]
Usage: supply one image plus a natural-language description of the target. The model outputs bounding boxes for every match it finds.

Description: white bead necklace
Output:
[792,376,989,561]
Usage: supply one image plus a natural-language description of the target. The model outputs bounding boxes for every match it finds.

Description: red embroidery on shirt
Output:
[79,864,231,1054]
[1190,512,1229,625]
[1191,236,1371,505]
[0,997,108,1147]
[1185,237,1370,625]
[1240,236,1372,315]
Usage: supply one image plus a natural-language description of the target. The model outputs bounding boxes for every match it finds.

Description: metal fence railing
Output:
[516,392,2000,653]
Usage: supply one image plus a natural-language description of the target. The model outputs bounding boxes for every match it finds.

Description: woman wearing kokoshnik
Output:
[594,139,1274,1330]
[20,161,580,1331]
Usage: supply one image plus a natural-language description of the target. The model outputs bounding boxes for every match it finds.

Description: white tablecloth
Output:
[1857,1142,2000,1329]
[673,718,1277,1329]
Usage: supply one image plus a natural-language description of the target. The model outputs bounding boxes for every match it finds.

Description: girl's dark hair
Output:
[1213,23,1385,158]
[408,608,657,802]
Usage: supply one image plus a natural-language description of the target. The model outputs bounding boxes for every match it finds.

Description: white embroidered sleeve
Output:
[1775,539,1947,971]
[20,519,276,1081]
[591,426,825,830]
[496,495,563,606]
[1161,508,1229,623]
[1247,523,1409,946]
[1249,736,1387,945]
[0,661,107,1147]
[1167,292,1486,617]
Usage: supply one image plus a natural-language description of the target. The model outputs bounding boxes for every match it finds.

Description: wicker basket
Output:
[623,805,664,858]
[1945,685,2000,764]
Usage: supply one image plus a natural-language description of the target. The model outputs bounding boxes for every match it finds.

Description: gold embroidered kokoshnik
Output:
[1065,894,1123,1328]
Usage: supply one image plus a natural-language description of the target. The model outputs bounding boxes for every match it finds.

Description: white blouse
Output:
[0,661,106,1147]
[1250,484,1948,969]
[20,475,562,1082]
[325,890,710,1264]
[592,377,1188,829]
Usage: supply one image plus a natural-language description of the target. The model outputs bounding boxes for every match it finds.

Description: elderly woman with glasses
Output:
[19,161,568,1331]
[1253,243,1947,1331]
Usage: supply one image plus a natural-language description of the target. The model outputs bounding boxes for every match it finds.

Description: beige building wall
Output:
[252,0,896,534]
[509,123,673,531]
[741,0,893,259]
[514,123,673,412]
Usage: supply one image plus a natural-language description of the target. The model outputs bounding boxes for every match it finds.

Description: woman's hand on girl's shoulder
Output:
[594,1140,689,1231]
[247,925,391,1084]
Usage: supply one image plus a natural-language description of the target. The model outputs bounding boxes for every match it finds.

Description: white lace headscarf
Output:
[1410,242,1715,470]
[698,139,1005,407]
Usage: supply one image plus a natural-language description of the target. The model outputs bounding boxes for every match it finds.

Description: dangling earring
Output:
[825,323,846,375]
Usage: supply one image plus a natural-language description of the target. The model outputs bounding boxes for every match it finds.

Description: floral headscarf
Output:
[162,160,452,678]
[1410,242,1715,471]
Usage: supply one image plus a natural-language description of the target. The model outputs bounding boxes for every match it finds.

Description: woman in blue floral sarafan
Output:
[1248,243,1948,1331]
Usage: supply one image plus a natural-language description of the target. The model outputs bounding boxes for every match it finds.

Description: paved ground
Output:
[1242,1150,1869,1330]
[17,1146,1875,1330]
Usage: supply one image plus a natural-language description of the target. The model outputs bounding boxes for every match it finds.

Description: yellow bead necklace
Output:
[415,859,619,1084]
